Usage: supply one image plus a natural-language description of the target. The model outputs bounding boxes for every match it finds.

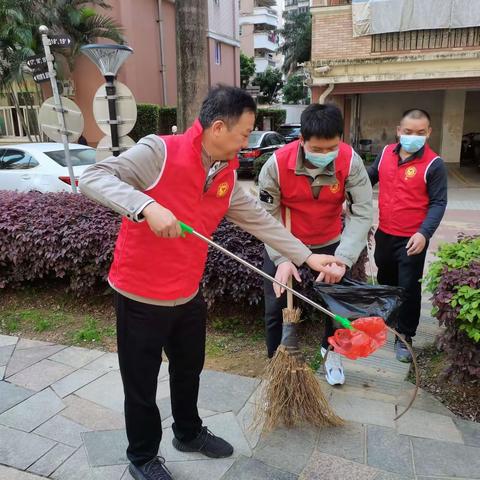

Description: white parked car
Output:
[0,143,96,193]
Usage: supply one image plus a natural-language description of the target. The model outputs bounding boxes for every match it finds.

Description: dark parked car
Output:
[238,131,286,175]
[277,123,301,143]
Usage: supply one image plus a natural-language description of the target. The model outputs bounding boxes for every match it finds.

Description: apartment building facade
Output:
[284,0,310,14]
[307,0,480,164]
[240,0,280,73]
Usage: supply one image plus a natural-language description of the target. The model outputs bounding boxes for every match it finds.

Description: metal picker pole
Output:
[105,75,120,156]
[39,25,77,193]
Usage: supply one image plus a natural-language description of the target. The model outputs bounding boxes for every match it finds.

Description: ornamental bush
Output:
[0,192,367,311]
[424,235,480,381]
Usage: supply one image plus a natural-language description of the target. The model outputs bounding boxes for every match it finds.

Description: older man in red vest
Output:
[80,86,341,480]
[368,109,447,363]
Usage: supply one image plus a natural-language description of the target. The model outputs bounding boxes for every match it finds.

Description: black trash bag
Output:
[312,278,404,327]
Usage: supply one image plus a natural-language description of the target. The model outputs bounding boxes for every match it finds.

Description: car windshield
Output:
[248,132,264,148]
[278,126,300,136]
[44,148,96,167]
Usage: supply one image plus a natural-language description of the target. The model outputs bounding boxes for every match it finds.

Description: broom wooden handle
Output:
[285,208,294,310]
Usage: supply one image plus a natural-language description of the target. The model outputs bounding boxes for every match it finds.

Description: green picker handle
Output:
[179,221,354,330]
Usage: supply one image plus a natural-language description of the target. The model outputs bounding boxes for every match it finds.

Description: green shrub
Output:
[424,236,480,380]
[255,108,286,132]
[253,153,271,184]
[130,104,160,142]
[158,107,177,135]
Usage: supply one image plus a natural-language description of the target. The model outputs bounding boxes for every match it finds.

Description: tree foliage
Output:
[278,10,311,75]
[252,67,283,104]
[240,53,255,87]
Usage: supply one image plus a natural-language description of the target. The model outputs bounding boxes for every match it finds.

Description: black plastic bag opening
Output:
[312,278,404,327]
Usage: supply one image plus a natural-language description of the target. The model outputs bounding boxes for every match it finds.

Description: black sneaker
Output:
[395,335,413,363]
[172,427,234,458]
[128,457,173,480]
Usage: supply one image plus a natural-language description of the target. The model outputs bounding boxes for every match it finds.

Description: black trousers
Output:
[115,291,207,466]
[263,243,339,358]
[374,229,428,338]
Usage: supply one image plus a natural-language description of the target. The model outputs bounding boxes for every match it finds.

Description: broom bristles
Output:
[253,304,343,431]
[255,346,344,431]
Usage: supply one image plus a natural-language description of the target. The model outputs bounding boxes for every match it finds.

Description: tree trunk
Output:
[175,0,209,132]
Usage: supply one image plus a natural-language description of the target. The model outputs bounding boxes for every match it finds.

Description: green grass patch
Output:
[0,309,73,333]
[72,316,115,344]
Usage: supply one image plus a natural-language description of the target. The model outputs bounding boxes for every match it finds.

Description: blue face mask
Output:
[304,149,338,168]
[400,135,426,154]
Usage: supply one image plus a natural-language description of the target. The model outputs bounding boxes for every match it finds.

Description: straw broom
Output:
[256,208,343,431]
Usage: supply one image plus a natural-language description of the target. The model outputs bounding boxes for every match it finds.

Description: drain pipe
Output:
[319,83,335,104]
[157,0,168,104]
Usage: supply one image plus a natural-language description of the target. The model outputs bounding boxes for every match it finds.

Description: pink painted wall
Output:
[209,40,240,87]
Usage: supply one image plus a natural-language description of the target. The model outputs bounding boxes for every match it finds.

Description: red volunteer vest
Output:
[378,143,439,237]
[275,140,353,245]
[108,120,238,300]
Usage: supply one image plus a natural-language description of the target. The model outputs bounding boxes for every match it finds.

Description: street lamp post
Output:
[80,44,133,156]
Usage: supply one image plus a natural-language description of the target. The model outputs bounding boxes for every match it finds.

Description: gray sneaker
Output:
[395,336,413,363]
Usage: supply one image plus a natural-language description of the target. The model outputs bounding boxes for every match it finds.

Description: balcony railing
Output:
[372,27,480,53]
[0,105,41,140]
[313,0,351,6]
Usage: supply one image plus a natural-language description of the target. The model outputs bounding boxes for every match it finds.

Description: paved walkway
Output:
[1,304,479,480]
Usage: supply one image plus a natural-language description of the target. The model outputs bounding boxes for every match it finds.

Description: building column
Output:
[440,90,466,164]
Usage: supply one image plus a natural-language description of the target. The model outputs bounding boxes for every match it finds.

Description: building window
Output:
[372,27,480,53]
[215,41,222,65]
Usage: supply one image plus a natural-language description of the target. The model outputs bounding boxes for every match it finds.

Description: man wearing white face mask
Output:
[368,109,447,363]
[258,103,373,386]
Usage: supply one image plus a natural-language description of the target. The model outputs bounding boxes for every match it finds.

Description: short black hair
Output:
[402,108,431,124]
[199,85,257,128]
[300,103,344,141]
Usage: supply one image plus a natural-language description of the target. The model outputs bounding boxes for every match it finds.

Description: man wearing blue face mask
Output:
[258,103,373,386]
[368,109,447,363]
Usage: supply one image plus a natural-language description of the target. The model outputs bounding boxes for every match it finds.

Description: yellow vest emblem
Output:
[405,166,417,180]
[330,183,340,194]
[216,182,229,198]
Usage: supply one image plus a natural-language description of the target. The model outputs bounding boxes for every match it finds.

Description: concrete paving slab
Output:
[221,456,298,480]
[454,417,480,447]
[0,344,15,366]
[0,335,18,347]
[83,429,129,467]
[51,368,106,398]
[395,408,463,443]
[49,346,104,369]
[83,353,119,372]
[7,359,75,391]
[0,387,65,432]
[61,394,125,431]
[166,458,236,480]
[34,414,90,448]
[198,370,259,414]
[299,451,378,480]
[75,371,124,413]
[254,427,317,474]
[366,425,414,476]
[0,380,34,415]
[326,390,396,428]
[316,422,366,464]
[27,443,76,477]
[236,399,263,450]
[5,344,66,377]
[0,424,56,470]
[0,465,47,479]
[51,447,127,480]
[412,437,480,478]
[0,365,5,380]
